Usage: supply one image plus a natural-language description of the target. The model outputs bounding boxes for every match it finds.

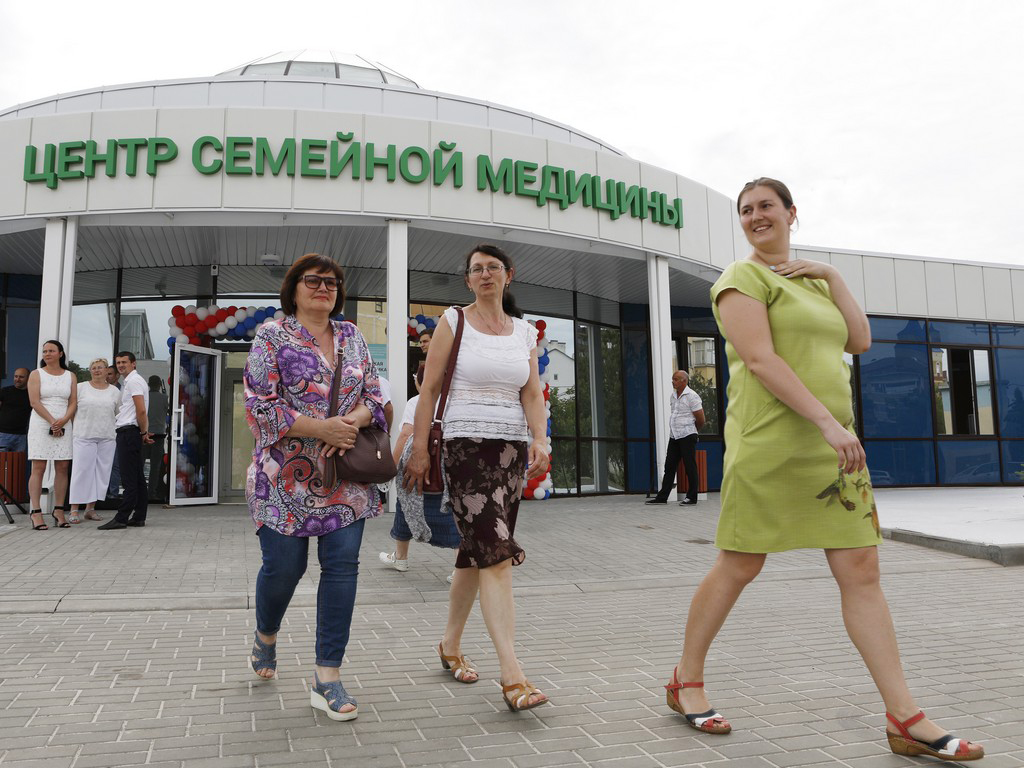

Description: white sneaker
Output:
[378,552,409,572]
[447,571,455,584]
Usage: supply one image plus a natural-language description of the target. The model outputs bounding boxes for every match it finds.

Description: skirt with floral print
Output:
[444,438,527,569]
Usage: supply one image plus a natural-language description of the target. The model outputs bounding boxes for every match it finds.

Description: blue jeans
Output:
[255,519,364,667]
[0,433,27,453]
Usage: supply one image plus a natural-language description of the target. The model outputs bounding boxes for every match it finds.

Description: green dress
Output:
[710,260,881,553]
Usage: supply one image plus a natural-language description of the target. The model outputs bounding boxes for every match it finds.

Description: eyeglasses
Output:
[466,264,506,277]
[301,275,340,291]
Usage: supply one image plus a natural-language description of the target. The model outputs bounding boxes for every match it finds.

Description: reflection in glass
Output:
[937,441,999,484]
[994,349,1024,437]
[69,304,115,370]
[578,440,624,492]
[174,349,216,499]
[864,440,936,486]
[576,323,623,438]
[859,343,932,438]
[551,439,577,495]
[932,347,994,435]
[687,336,718,434]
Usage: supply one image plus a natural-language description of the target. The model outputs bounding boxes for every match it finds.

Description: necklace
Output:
[474,306,508,335]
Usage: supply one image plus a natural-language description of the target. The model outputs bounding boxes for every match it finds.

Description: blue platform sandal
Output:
[310,671,358,721]
[250,631,276,679]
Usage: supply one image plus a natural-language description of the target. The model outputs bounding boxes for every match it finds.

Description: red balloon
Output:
[537,330,544,340]
[188,335,200,346]
[535,320,547,331]
[171,305,185,317]
[228,305,237,314]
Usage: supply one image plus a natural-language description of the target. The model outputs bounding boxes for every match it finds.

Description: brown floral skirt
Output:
[443,438,527,569]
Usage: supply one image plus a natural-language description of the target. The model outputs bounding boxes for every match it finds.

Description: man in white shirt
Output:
[646,370,705,506]
[98,352,153,530]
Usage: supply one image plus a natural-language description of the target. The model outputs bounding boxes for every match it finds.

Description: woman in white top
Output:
[68,358,121,523]
[27,339,77,530]
[405,244,550,712]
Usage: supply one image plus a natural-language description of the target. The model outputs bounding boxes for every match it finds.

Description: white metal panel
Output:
[862,256,897,314]
[893,259,927,316]
[152,108,226,209]
[639,163,680,256]
[24,113,91,215]
[595,152,642,247]
[208,81,264,108]
[324,84,382,114]
[222,109,294,210]
[532,120,571,143]
[436,98,487,127]
[829,251,866,308]
[264,81,324,109]
[362,114,430,217]
[86,109,157,211]
[154,83,210,107]
[488,109,532,134]
[427,121,491,224]
[706,190,734,269]
[796,248,830,263]
[292,111,363,212]
[569,133,601,150]
[15,100,57,117]
[982,267,1014,321]
[732,205,747,261]
[925,261,957,318]
[0,119,30,217]
[57,92,103,113]
[953,264,986,319]
[490,131,548,230]
[1012,270,1024,322]
[382,90,437,121]
[545,142,599,238]
[677,176,710,264]
[101,87,155,109]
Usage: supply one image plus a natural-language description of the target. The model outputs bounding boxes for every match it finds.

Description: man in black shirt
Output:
[0,368,31,454]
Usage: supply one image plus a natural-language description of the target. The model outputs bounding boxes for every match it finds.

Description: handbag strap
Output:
[327,329,344,419]
[432,307,465,427]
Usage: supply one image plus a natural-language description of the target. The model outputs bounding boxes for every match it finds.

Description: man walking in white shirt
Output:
[646,370,705,506]
[99,352,153,529]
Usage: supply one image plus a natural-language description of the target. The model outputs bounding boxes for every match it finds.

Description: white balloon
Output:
[208,304,219,314]
[416,322,426,333]
[175,334,188,344]
[274,310,285,320]
[541,478,553,490]
[207,326,219,338]
[225,316,238,329]
[235,309,247,322]
[246,306,257,318]
[195,307,209,321]
[216,322,228,335]
[185,305,197,315]
[532,487,545,500]
[263,317,275,325]
[246,328,256,338]
[408,318,417,329]
[167,317,179,329]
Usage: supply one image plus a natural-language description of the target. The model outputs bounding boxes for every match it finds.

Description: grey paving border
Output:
[882,527,1024,566]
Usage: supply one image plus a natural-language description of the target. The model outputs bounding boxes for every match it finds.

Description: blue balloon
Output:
[425,318,436,328]
[254,310,266,323]
[167,336,175,346]
[539,353,550,366]
[544,489,551,500]
[264,306,276,315]
[415,314,426,323]
[244,317,256,330]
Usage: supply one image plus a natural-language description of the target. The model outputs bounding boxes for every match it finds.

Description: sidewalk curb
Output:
[883,527,1024,567]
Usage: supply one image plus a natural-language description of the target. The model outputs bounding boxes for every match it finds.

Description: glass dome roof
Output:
[217,50,419,88]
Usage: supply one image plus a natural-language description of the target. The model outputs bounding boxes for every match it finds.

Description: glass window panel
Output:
[974,350,994,434]
[526,314,576,437]
[576,293,619,325]
[858,343,932,438]
[578,440,625,493]
[118,300,186,373]
[337,64,385,84]
[550,438,577,495]
[864,440,936,486]
[624,328,651,440]
[6,275,41,303]
[868,316,926,342]
[384,74,416,87]
[244,62,288,75]
[288,61,336,77]
[933,347,994,435]
[687,336,719,434]
[1000,442,1024,484]
[932,348,952,435]
[575,323,623,438]
[992,324,1024,347]
[928,320,990,345]
[994,348,1024,437]
[937,440,999,484]
[69,303,116,370]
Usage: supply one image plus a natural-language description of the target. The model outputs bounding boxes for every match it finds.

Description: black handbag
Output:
[321,343,398,488]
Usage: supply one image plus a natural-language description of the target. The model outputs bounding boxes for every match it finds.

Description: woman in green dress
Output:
[664,178,984,762]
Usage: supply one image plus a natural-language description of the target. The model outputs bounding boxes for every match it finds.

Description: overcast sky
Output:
[2,0,1021,265]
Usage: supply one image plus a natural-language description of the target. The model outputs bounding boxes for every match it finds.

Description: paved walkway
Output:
[1,494,1022,767]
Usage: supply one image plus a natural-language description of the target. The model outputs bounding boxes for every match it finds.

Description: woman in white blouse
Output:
[405,244,551,712]
[68,358,121,523]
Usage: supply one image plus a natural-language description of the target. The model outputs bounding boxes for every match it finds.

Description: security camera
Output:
[259,253,283,267]
[210,264,220,276]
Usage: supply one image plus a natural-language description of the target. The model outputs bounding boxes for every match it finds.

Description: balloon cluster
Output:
[524,319,554,501]
[407,314,439,339]
[166,304,286,349]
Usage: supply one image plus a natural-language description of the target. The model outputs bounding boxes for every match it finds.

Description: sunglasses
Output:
[301,275,340,291]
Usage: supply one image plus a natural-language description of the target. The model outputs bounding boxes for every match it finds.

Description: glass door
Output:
[218,368,252,502]
[170,344,222,505]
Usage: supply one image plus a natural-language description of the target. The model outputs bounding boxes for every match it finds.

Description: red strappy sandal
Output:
[886,711,984,761]
[665,670,731,734]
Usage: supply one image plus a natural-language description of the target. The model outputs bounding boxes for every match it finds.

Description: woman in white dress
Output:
[68,358,120,523]
[27,339,77,530]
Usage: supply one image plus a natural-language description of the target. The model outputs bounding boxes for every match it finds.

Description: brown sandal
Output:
[665,670,731,734]
[437,642,478,684]
[501,680,548,712]
[83,510,103,521]
[886,711,984,761]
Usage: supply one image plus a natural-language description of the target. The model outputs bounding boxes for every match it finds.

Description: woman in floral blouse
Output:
[244,253,386,722]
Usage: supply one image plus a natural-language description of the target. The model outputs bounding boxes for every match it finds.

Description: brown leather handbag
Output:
[424,307,465,493]
[321,344,398,489]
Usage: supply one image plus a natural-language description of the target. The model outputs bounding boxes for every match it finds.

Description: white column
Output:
[38,217,77,349]
[647,253,674,499]
[386,218,409,450]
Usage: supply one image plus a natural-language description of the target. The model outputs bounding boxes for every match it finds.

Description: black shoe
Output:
[97,520,128,530]
[645,498,668,505]
[679,498,698,506]
[126,519,146,527]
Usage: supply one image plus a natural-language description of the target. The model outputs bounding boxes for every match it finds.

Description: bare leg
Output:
[394,540,410,561]
[477,559,545,706]
[441,567,480,682]
[28,460,45,509]
[51,462,70,524]
[675,550,765,714]
[826,547,952,744]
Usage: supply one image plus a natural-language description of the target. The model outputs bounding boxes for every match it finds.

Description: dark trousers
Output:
[255,519,365,667]
[114,429,148,524]
[656,434,698,502]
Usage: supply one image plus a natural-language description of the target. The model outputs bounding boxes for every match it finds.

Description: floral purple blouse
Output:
[244,315,387,536]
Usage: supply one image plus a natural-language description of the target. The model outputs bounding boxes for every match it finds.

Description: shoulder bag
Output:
[424,306,465,493]
[321,341,398,488]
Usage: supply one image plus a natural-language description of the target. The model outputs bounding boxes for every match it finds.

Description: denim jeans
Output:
[254,518,365,667]
[0,432,27,453]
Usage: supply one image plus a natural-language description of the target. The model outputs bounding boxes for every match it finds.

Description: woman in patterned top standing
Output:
[405,244,551,712]
[244,253,386,722]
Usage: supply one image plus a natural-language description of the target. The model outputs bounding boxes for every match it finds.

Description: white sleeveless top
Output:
[441,306,538,441]
[75,382,121,439]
